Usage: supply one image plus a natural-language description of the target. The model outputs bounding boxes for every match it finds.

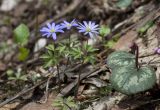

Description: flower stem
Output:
[131,43,139,70]
[57,64,61,93]
[75,40,84,98]
[135,44,139,70]
[53,41,61,92]
[66,36,71,66]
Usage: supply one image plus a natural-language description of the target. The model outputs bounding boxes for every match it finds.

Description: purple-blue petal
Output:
[47,33,51,38]
[64,20,69,25]
[78,22,86,28]
[47,23,52,29]
[84,32,88,35]
[91,22,96,27]
[72,23,78,26]
[40,27,50,32]
[51,23,55,29]
[89,32,94,39]
[79,29,86,33]
[92,24,99,29]
[67,26,71,30]
[42,33,49,36]
[89,21,92,28]
[83,21,88,27]
[55,25,62,30]
[52,33,57,40]
[91,28,99,31]
[56,29,64,33]
[91,30,99,34]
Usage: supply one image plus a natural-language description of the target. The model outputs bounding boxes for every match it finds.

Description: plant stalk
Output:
[135,44,139,70]
[57,64,61,93]
[74,40,84,98]
[53,41,61,92]
[66,35,71,66]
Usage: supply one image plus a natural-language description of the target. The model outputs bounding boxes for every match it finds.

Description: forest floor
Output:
[0,0,160,110]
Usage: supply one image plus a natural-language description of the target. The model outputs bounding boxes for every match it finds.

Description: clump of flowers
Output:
[40,20,99,96]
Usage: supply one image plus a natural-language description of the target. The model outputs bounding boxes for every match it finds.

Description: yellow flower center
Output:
[67,24,71,27]
[86,27,91,32]
[50,29,55,33]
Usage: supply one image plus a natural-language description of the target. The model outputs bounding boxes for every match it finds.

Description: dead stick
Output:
[0,79,47,107]
[59,65,108,97]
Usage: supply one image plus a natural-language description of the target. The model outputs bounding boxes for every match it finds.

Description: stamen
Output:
[50,29,55,33]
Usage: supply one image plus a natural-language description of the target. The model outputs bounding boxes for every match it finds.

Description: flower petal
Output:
[79,29,86,33]
[64,20,69,25]
[52,33,57,40]
[42,33,49,36]
[51,23,55,29]
[40,27,50,32]
[78,22,86,29]
[47,23,52,29]
[47,33,51,38]
[89,21,92,28]
[91,30,99,34]
[89,32,94,39]
[83,21,88,27]
[84,32,88,35]
[56,29,64,33]
[91,22,95,27]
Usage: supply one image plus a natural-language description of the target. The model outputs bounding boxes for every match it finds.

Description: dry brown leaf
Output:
[113,30,137,51]
[20,92,58,110]
[0,61,6,71]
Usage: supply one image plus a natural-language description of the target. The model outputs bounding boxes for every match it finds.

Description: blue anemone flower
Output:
[77,21,99,39]
[61,19,78,30]
[40,22,64,40]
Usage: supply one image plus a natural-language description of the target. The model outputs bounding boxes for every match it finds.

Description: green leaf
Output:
[105,40,115,48]
[56,43,68,56]
[65,96,77,109]
[116,0,133,9]
[44,59,54,68]
[84,43,98,53]
[19,75,27,81]
[14,23,30,46]
[138,20,154,35]
[84,55,96,64]
[16,71,21,78]
[105,34,120,48]
[8,77,17,80]
[52,98,63,109]
[18,47,30,61]
[0,42,8,53]
[53,96,77,110]
[6,69,14,77]
[40,54,51,59]
[46,44,55,51]
[41,45,60,68]
[70,47,82,60]
[107,51,135,69]
[110,66,156,95]
[99,25,111,37]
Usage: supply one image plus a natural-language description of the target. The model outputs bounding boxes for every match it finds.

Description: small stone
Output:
[34,38,47,52]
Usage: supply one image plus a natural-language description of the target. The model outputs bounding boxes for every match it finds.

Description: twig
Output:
[37,76,52,104]
[126,98,160,110]
[0,61,87,107]
[59,64,108,97]
[0,79,47,107]
[42,0,83,25]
